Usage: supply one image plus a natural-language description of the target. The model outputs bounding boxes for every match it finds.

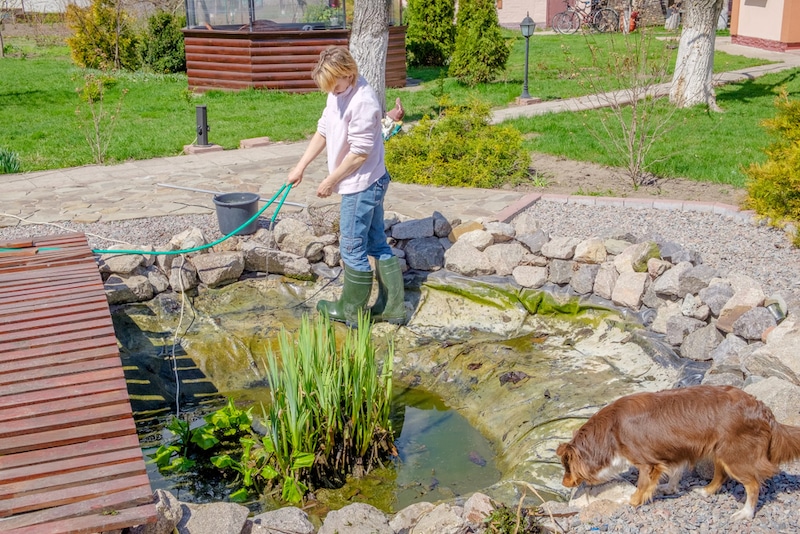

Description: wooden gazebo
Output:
[182,0,407,93]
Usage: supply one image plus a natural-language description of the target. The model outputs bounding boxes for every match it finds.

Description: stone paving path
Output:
[2,38,798,228]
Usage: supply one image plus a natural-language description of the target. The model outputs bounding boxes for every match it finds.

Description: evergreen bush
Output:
[448,0,510,86]
[744,88,800,247]
[143,11,186,74]
[385,101,530,188]
[66,0,141,71]
[404,0,455,67]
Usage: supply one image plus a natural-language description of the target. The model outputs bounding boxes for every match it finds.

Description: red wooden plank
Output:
[0,298,107,324]
[1,446,145,485]
[0,413,137,455]
[0,337,117,363]
[0,402,132,439]
[0,388,130,424]
[0,308,113,335]
[0,367,123,397]
[0,321,115,351]
[0,434,141,471]
[0,355,121,386]
[5,505,156,534]
[0,344,118,375]
[1,460,147,502]
[3,503,157,534]
[0,474,153,517]
[0,291,104,314]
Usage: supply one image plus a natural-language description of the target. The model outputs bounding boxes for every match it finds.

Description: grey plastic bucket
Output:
[213,192,260,235]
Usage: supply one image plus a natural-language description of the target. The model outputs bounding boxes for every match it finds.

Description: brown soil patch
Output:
[515,152,747,207]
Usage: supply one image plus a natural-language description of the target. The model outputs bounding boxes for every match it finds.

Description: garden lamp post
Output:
[519,13,536,100]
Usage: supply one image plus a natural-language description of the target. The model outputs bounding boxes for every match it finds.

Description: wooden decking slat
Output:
[0,474,154,518]
[0,434,141,471]
[0,366,123,397]
[0,233,155,533]
[0,417,137,455]
[0,387,131,423]
[0,446,145,486]
[0,344,119,375]
[0,354,121,386]
[2,502,156,534]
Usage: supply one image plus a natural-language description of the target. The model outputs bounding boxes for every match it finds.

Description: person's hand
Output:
[287,166,304,187]
[317,177,335,198]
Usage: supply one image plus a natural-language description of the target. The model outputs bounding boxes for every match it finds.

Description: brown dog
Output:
[556,385,800,520]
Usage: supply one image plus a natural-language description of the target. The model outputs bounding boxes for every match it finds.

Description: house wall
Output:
[731,0,800,50]
[497,0,549,30]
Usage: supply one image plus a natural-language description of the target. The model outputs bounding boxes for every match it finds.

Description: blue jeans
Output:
[339,171,394,272]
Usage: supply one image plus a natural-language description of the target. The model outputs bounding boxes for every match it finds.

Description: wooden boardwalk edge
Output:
[0,233,156,533]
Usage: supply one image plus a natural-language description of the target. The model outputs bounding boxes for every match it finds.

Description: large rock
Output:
[130,490,182,534]
[97,246,146,274]
[744,376,800,426]
[573,238,607,264]
[444,240,494,277]
[410,503,466,534]
[680,323,724,361]
[742,319,800,385]
[652,261,692,298]
[611,271,648,310]
[548,259,574,285]
[613,241,659,273]
[484,242,527,276]
[192,252,245,288]
[512,265,548,288]
[570,263,601,295]
[716,283,766,333]
[516,229,549,254]
[389,502,436,534]
[392,217,435,240]
[592,262,618,301]
[318,503,391,534]
[677,264,718,297]
[458,229,494,251]
[105,274,154,304]
[176,501,249,534]
[277,232,330,262]
[273,218,312,243]
[731,306,777,341]
[251,506,315,534]
[665,315,706,346]
[405,236,446,271]
[484,221,515,243]
[540,236,580,260]
[698,281,734,317]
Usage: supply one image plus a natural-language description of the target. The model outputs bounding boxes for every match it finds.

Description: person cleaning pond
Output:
[286,46,406,327]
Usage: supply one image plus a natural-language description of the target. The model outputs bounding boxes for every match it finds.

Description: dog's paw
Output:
[692,486,714,498]
[730,506,755,521]
[657,483,679,496]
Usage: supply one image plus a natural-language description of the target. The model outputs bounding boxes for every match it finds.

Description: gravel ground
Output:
[3,201,800,532]
[562,464,800,533]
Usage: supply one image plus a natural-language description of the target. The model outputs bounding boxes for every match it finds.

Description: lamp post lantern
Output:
[519,13,536,100]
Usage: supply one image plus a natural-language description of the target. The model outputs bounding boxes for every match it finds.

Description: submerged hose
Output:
[0,184,293,256]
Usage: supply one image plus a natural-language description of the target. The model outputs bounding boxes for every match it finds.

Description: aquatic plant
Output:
[263,312,395,501]
[149,313,395,504]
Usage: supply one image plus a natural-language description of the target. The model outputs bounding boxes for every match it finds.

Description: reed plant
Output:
[263,312,395,501]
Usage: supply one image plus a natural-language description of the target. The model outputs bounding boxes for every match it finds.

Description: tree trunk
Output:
[349,0,390,113]
[668,0,724,110]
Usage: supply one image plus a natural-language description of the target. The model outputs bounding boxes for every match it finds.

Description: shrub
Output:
[66,0,141,71]
[448,0,509,86]
[0,148,21,174]
[744,88,800,246]
[404,0,455,67]
[143,11,186,74]
[385,101,530,188]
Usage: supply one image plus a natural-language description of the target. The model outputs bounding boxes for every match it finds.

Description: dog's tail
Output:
[770,421,800,465]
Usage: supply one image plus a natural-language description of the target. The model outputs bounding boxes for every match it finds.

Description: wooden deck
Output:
[0,233,156,534]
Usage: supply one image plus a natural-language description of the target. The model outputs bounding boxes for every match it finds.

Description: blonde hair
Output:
[312,46,358,93]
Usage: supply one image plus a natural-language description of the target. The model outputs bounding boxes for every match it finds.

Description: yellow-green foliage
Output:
[385,101,530,188]
[744,88,800,246]
[66,0,140,71]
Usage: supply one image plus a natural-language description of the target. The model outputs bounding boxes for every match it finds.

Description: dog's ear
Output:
[556,442,570,460]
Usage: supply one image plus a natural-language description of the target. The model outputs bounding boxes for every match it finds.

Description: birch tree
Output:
[349,0,391,114]
[669,0,725,110]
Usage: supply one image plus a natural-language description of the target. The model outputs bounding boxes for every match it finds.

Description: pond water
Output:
[133,386,501,514]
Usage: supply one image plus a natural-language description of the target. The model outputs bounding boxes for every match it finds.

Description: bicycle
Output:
[552,0,619,34]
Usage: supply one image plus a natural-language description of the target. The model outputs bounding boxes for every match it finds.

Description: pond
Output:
[115,275,687,513]
[134,386,501,515]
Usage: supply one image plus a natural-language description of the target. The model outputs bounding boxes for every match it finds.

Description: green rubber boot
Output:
[369,257,406,325]
[317,265,373,327]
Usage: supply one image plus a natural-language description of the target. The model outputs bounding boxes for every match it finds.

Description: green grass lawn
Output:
[0,30,788,186]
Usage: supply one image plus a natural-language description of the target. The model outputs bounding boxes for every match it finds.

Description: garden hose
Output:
[0,184,293,256]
